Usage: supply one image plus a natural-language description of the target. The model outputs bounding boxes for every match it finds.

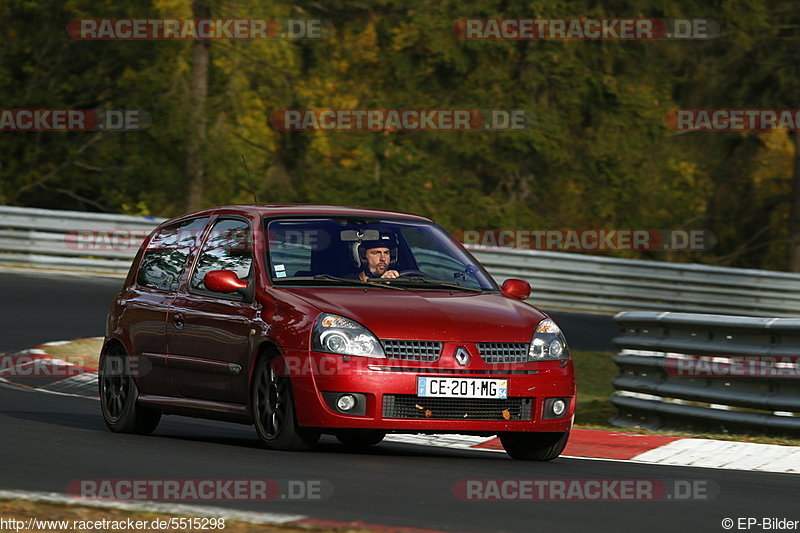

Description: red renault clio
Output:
[100,205,575,460]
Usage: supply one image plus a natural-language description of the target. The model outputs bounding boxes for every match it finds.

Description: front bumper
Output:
[282,347,576,434]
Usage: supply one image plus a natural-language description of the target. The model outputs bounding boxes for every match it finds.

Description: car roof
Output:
[173,204,434,223]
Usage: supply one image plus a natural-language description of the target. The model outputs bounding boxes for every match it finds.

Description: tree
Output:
[186,0,211,210]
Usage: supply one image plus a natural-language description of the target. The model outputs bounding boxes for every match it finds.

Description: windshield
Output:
[265,217,497,291]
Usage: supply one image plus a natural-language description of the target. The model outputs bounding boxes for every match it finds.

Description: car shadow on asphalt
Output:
[140,429,514,461]
[1,385,518,463]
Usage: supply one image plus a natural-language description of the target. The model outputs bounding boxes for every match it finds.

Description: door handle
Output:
[172,313,185,329]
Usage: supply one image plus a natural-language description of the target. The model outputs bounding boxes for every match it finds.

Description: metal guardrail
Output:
[2,205,800,316]
[469,247,800,316]
[611,311,800,436]
[0,206,162,273]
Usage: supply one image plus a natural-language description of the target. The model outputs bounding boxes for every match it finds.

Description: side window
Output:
[137,217,209,292]
[190,218,253,295]
[266,220,316,277]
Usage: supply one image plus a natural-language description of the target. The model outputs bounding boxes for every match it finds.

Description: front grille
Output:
[478,342,530,364]
[383,394,532,421]
[381,340,442,362]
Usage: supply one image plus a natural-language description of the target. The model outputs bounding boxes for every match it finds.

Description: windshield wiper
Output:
[383,278,483,293]
[279,274,406,290]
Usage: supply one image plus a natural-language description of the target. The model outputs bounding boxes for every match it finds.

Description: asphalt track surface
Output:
[1,270,798,532]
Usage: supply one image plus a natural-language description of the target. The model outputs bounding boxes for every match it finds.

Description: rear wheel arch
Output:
[101,338,126,357]
[98,341,161,435]
[99,338,126,378]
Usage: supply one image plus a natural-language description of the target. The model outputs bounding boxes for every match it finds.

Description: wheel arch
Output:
[101,337,127,355]
[99,337,128,371]
[247,341,285,403]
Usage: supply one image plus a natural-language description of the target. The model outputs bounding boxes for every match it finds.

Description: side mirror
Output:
[501,278,531,300]
[204,270,248,293]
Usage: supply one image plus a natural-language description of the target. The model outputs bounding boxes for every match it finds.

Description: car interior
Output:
[267,219,420,279]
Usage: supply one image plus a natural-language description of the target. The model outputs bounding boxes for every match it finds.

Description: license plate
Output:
[417,377,508,399]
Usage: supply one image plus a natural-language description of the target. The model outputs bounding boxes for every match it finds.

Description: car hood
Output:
[281,287,546,342]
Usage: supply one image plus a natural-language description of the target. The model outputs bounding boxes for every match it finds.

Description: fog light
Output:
[552,399,566,416]
[337,394,357,412]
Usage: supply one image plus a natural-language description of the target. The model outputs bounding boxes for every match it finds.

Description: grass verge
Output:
[38,338,102,370]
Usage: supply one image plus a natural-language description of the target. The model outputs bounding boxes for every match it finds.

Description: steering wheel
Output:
[397,269,429,278]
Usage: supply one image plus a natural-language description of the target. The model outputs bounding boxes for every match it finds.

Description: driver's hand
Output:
[381,270,400,279]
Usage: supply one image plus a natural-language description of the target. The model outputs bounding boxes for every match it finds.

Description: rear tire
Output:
[335,429,386,449]
[499,431,569,461]
[252,356,320,451]
[99,345,161,435]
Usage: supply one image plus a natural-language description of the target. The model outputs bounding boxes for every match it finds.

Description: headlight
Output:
[312,313,385,358]
[529,318,569,361]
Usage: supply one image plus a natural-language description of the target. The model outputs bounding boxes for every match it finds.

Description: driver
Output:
[358,239,400,281]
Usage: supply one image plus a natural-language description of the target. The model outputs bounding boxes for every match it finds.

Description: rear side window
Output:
[137,217,209,292]
[190,218,253,295]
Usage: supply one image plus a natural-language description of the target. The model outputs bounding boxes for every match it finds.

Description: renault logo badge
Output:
[455,346,470,366]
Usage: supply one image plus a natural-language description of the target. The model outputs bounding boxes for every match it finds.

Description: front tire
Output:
[252,356,320,451]
[99,346,161,434]
[499,431,569,461]
[335,429,386,449]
